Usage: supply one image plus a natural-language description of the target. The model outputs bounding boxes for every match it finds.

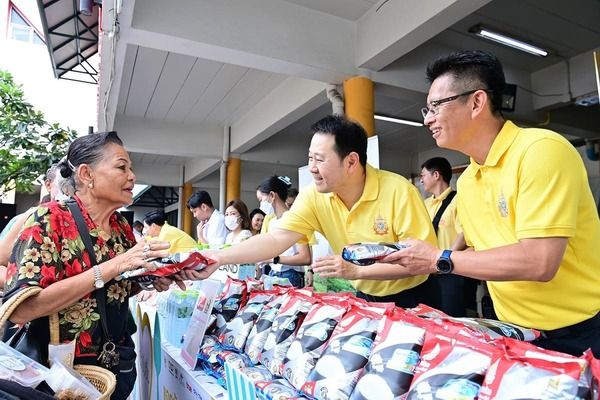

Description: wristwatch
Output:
[436,250,454,274]
[92,265,105,289]
[273,256,280,264]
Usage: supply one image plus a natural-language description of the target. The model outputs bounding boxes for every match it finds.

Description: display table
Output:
[159,341,227,400]
[133,300,227,400]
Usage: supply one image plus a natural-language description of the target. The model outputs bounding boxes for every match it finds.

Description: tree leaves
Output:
[0,70,78,195]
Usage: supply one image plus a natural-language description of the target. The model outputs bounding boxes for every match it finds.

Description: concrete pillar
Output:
[343,76,375,137]
[182,182,193,236]
[226,157,241,202]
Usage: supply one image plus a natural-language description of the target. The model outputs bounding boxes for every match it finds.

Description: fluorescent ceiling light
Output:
[374,114,423,127]
[471,25,548,57]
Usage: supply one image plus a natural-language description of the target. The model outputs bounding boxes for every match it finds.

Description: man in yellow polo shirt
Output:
[384,50,600,357]
[143,209,198,254]
[175,115,437,308]
[420,156,468,316]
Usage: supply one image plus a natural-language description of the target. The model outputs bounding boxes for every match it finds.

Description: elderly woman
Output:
[3,132,169,400]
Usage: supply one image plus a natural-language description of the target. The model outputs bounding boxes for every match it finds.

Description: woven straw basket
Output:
[0,286,117,399]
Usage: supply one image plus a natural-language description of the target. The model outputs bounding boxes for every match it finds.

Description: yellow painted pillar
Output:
[343,76,375,137]
[226,157,241,202]
[182,182,193,236]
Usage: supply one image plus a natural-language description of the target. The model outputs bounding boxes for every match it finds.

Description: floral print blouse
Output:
[4,196,137,359]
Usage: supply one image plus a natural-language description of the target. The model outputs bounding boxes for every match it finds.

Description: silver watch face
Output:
[95,279,104,289]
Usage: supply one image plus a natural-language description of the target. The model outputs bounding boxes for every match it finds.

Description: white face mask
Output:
[224,215,240,231]
[260,200,274,215]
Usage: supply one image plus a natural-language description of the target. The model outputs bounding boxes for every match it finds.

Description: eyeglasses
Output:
[421,89,489,119]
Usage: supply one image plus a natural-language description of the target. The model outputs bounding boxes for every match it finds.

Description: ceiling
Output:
[81,0,600,195]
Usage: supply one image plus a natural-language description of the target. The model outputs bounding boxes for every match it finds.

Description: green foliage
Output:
[0,70,77,195]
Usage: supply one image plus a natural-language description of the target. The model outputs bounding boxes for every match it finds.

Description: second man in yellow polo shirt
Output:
[174,115,437,308]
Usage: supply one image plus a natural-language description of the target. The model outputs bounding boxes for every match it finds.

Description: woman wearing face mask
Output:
[224,199,253,245]
[256,176,312,288]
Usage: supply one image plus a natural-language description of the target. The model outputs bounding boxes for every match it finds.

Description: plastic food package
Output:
[256,379,305,400]
[0,341,49,388]
[501,337,592,399]
[260,293,315,376]
[478,355,581,400]
[239,365,274,383]
[585,351,600,400]
[216,350,252,370]
[302,307,382,400]
[341,242,410,266]
[121,251,216,285]
[350,311,427,400]
[219,291,276,351]
[245,295,289,364]
[46,359,102,400]
[445,317,540,341]
[282,302,347,390]
[405,331,499,400]
[212,278,248,335]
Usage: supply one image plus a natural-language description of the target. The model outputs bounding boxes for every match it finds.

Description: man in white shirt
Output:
[187,190,227,247]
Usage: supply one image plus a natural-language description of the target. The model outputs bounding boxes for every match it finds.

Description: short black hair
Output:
[144,209,166,226]
[310,115,368,167]
[421,157,452,184]
[187,190,213,209]
[426,50,506,114]
[257,175,292,202]
[132,220,143,229]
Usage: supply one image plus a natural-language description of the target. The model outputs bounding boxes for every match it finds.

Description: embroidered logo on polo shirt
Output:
[498,193,508,217]
[373,215,388,235]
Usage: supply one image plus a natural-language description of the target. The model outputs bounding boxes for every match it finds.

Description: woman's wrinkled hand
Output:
[153,277,186,292]
[112,239,170,275]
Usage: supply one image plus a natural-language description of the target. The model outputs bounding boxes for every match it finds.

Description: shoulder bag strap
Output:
[65,201,113,342]
[432,190,457,235]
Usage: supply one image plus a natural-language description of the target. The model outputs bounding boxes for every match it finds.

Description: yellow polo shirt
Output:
[278,164,436,296]
[457,120,600,330]
[424,187,462,250]
[156,222,199,254]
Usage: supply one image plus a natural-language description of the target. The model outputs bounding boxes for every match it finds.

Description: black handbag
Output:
[0,289,51,367]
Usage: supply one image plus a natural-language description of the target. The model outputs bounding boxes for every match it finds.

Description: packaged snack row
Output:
[194,276,600,400]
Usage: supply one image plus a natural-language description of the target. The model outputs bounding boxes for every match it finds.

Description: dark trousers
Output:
[429,274,466,317]
[531,312,600,357]
[357,277,439,309]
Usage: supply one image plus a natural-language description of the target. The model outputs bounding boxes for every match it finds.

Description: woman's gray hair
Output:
[57,131,124,190]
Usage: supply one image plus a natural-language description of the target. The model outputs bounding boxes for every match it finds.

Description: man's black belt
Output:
[539,311,600,339]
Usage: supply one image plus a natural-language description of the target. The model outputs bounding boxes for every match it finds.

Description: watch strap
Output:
[93,265,104,286]
[437,249,454,274]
